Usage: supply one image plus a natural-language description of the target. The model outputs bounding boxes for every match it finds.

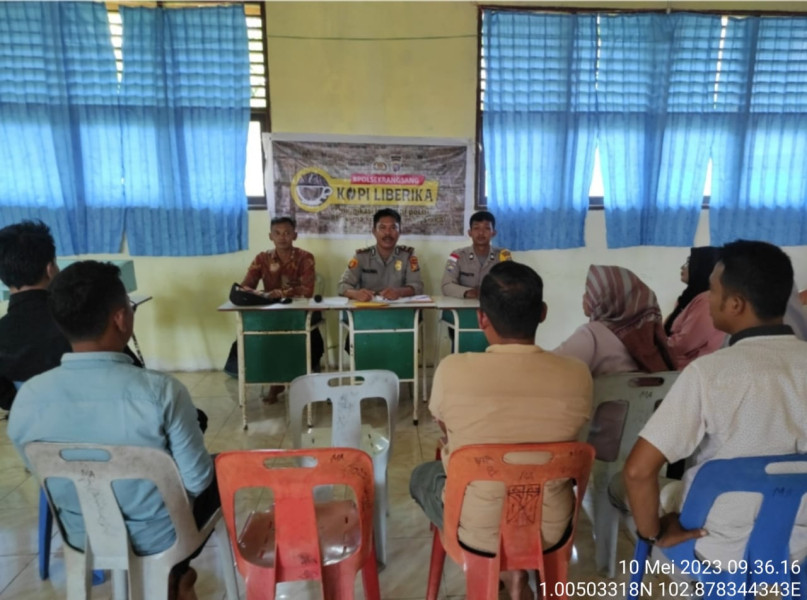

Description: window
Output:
[478,9,807,249]
[108,2,268,208]
[245,2,269,208]
[476,10,726,211]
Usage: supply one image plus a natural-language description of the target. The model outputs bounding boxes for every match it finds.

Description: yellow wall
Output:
[13,1,807,370]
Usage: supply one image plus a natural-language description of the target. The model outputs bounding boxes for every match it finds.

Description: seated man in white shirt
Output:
[623,240,807,563]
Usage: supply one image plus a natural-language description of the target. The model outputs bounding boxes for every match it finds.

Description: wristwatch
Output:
[636,527,663,545]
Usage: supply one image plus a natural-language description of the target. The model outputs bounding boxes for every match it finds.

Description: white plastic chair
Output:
[24,442,238,600]
[578,371,679,577]
[289,370,399,565]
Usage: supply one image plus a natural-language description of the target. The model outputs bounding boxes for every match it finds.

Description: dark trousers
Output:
[224,328,325,375]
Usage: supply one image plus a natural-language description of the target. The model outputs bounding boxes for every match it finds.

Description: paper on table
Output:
[377,294,433,303]
[312,296,350,307]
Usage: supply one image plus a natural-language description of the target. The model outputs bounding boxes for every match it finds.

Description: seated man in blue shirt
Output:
[8,260,213,600]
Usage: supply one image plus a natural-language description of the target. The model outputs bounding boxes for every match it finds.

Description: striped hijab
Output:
[584,265,675,372]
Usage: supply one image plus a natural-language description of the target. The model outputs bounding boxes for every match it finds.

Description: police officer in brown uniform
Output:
[338,208,425,301]
[441,211,511,299]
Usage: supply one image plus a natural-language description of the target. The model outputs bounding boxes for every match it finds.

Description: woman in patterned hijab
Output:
[557,265,675,375]
[582,265,675,372]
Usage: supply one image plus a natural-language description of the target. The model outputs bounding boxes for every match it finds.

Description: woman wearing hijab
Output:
[664,246,724,369]
[555,265,675,375]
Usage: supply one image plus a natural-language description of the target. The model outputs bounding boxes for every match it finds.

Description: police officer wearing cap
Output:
[441,211,511,299]
[338,208,425,301]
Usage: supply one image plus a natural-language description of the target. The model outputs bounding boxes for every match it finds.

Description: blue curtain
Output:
[0,2,123,255]
[120,5,250,256]
[482,11,598,250]
[654,14,725,247]
[597,15,670,248]
[598,14,724,248]
[710,17,807,246]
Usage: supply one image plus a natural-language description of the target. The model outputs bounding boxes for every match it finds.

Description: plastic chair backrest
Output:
[665,454,807,579]
[586,372,678,463]
[24,443,202,570]
[215,448,375,583]
[442,442,595,573]
[289,370,399,453]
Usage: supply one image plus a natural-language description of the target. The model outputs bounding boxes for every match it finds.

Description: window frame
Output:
[474,5,804,212]
[247,1,270,210]
[107,1,269,210]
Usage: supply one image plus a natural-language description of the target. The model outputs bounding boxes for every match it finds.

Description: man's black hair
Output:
[470,211,496,229]
[718,239,793,320]
[0,220,56,288]
[479,261,543,340]
[270,216,297,229]
[373,208,401,228]
[48,261,128,342]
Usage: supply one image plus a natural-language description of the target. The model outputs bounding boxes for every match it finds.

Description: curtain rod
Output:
[476,4,807,17]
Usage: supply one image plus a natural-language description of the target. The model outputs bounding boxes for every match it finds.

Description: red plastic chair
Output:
[425,442,595,600]
[215,448,381,600]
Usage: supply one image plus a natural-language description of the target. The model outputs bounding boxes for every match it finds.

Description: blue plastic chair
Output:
[629,454,807,600]
[38,488,52,579]
[11,382,56,581]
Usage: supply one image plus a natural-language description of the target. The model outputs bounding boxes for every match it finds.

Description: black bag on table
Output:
[229,283,275,306]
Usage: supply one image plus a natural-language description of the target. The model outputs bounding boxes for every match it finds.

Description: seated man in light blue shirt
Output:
[8,260,213,600]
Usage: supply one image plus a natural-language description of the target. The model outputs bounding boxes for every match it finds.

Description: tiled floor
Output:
[0,370,655,599]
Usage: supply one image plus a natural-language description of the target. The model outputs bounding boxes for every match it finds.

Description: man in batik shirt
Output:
[241,216,316,298]
[227,216,323,402]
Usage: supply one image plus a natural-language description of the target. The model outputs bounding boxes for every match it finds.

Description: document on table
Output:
[312,296,350,307]
[378,294,433,304]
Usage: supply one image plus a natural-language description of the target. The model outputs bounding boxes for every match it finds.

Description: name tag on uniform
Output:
[362,268,378,274]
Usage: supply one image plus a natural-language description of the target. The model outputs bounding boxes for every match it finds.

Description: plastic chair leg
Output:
[38,488,52,580]
[463,551,500,600]
[373,477,388,565]
[426,529,446,600]
[246,571,276,600]
[63,545,91,600]
[627,540,651,600]
[593,482,620,577]
[213,522,240,600]
[111,569,127,600]
[543,548,571,600]
[137,559,175,600]
[40,485,107,589]
[361,541,382,600]
[322,561,357,600]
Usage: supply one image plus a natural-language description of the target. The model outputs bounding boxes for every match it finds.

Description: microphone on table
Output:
[280,297,293,304]
[314,294,323,303]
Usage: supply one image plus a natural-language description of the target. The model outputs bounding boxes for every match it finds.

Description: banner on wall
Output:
[264,133,474,238]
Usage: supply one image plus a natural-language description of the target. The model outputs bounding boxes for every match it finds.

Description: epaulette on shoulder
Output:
[396,245,414,254]
[356,247,373,254]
